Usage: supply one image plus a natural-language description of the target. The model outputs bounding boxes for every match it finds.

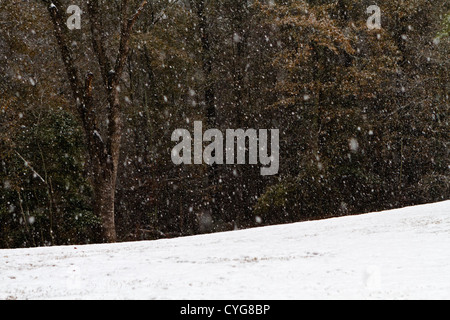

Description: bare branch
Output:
[150,0,182,27]
[41,0,82,102]
[14,151,46,184]
[112,0,148,87]
[129,0,149,27]
[87,0,112,87]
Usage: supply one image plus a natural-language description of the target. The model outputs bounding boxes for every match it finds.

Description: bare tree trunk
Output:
[190,0,218,217]
[93,164,117,242]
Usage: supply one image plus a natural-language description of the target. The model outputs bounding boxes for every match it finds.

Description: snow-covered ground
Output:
[1,201,449,300]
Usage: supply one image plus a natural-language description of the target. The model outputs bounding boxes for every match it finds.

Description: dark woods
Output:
[0,0,449,248]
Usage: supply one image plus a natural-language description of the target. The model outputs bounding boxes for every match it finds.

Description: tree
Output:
[40,0,148,242]
[255,0,449,221]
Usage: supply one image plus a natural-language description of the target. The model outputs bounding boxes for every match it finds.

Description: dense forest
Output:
[0,0,448,248]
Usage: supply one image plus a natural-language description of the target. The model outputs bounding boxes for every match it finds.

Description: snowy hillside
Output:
[1,201,449,300]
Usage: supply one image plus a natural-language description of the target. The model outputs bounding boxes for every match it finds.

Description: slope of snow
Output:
[1,201,449,300]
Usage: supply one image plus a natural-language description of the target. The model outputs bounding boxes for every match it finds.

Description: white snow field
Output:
[1,201,449,300]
